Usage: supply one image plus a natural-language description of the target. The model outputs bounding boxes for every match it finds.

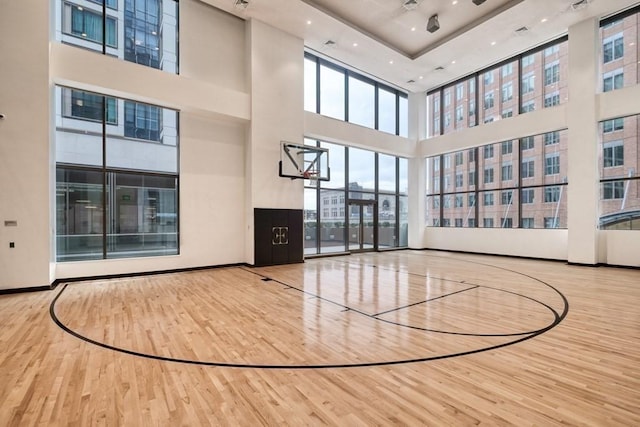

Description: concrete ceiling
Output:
[201,0,640,93]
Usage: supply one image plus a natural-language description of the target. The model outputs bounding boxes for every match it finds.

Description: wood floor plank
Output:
[1,250,639,425]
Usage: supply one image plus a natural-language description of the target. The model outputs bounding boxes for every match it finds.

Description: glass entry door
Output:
[348,200,376,252]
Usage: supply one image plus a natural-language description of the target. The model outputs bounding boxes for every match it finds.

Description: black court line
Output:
[217,267,557,337]
[50,255,569,369]
[372,285,480,317]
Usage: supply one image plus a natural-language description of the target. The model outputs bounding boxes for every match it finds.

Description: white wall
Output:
[0,0,52,290]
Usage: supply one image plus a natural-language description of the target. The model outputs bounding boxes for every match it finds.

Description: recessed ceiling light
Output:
[389,60,394,64]
[541,17,548,23]
[451,60,456,64]
[419,76,424,79]
[491,41,497,46]
[452,0,458,4]
[307,20,312,25]
[411,27,416,32]
[353,42,358,47]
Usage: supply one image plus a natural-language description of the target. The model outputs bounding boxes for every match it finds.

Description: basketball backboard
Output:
[279,142,329,181]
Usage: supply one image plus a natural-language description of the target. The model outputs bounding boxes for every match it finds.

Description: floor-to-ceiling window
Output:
[427,37,568,139]
[56,0,179,73]
[426,129,568,229]
[304,52,409,137]
[304,140,408,255]
[599,114,640,230]
[55,86,179,261]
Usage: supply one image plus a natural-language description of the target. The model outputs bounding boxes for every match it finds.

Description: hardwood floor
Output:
[1,250,639,425]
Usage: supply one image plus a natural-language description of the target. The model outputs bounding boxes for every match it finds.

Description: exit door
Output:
[348,200,377,252]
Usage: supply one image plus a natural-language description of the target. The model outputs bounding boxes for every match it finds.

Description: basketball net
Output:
[303,170,318,185]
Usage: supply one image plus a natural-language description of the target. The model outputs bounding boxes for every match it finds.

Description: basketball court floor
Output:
[1,250,638,425]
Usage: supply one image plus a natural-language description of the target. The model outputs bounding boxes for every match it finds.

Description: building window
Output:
[502,82,513,102]
[456,84,464,100]
[602,118,624,133]
[521,159,535,178]
[544,217,559,229]
[544,131,560,145]
[501,218,513,228]
[522,218,534,228]
[544,92,560,108]
[468,194,476,206]
[603,141,624,167]
[603,69,624,92]
[455,152,464,166]
[484,92,494,110]
[522,188,534,204]
[125,101,162,142]
[501,164,513,181]
[502,63,513,77]
[521,136,534,150]
[456,105,464,122]
[544,62,560,85]
[502,140,513,155]
[468,149,477,163]
[444,90,451,107]
[468,171,476,186]
[454,218,463,227]
[602,181,625,199]
[484,145,494,159]
[483,167,494,184]
[455,195,464,208]
[544,186,561,203]
[603,33,624,63]
[484,71,494,85]
[455,173,464,188]
[522,72,535,94]
[501,190,513,205]
[483,192,494,206]
[522,54,535,67]
[544,45,559,56]
[483,218,494,228]
[545,154,560,175]
[521,101,535,113]
[63,3,117,47]
[124,0,163,68]
[502,109,513,119]
[64,88,117,124]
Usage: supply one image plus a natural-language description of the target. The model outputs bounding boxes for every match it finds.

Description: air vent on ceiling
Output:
[570,0,593,11]
[407,79,416,84]
[514,26,529,35]
[324,40,336,48]
[435,66,445,71]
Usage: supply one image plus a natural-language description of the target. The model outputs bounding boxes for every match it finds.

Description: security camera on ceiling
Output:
[427,14,440,33]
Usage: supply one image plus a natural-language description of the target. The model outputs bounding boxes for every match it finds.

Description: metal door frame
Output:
[347,199,377,253]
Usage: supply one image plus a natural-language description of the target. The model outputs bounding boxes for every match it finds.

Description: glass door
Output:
[348,200,377,252]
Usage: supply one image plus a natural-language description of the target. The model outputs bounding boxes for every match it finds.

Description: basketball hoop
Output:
[303,170,318,185]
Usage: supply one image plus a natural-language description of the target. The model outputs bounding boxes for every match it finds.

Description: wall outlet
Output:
[9,242,15,248]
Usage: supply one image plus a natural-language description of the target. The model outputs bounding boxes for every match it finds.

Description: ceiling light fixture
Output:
[306,20,312,25]
[541,17,548,23]
[452,0,458,4]
[353,42,358,47]
[427,14,440,33]
[491,41,496,46]
[472,0,487,5]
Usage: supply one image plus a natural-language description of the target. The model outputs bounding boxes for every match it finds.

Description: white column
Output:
[244,19,305,264]
[407,92,425,248]
[0,0,52,289]
[567,18,600,264]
